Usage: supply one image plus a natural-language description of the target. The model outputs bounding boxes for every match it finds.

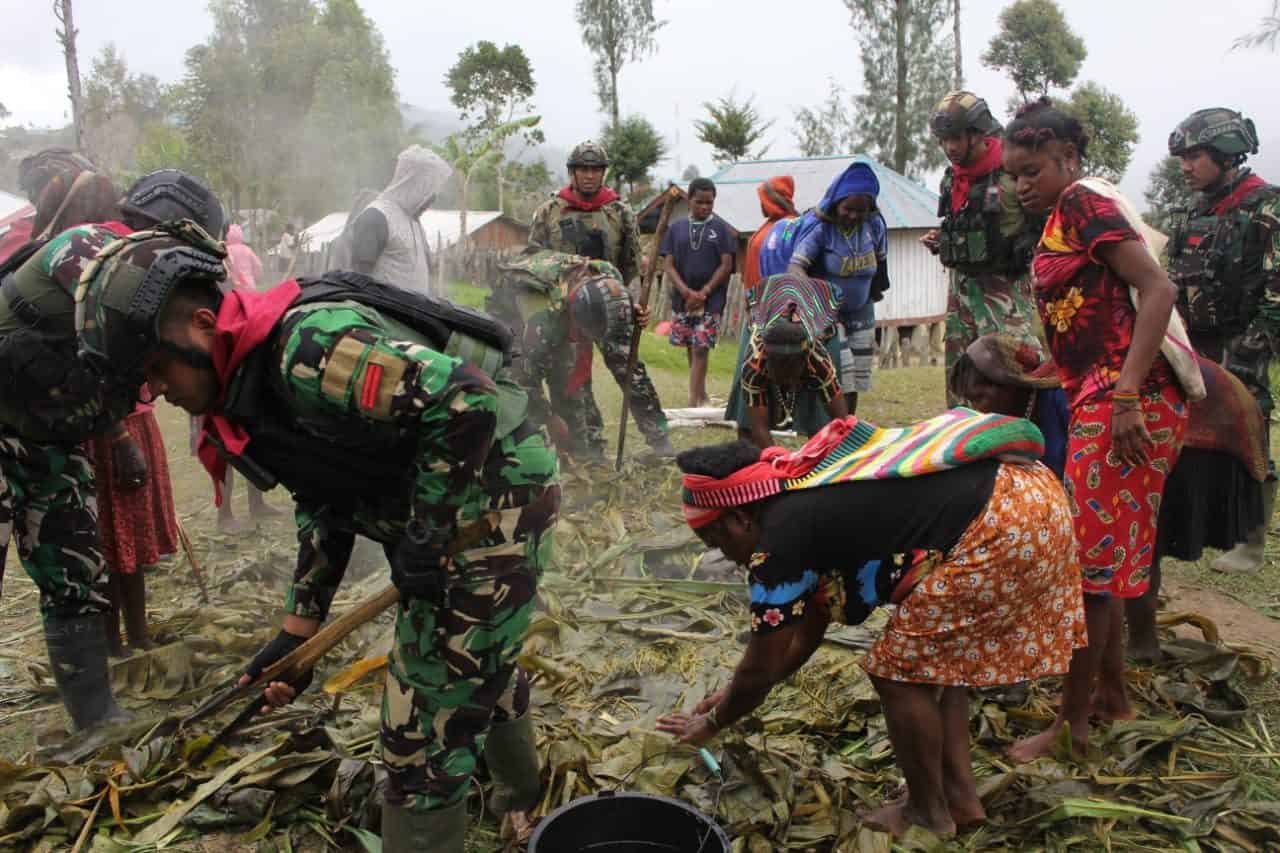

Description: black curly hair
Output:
[1004,96,1090,159]
[676,440,762,479]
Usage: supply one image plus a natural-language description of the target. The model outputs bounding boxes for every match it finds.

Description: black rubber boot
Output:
[44,614,130,731]
[380,799,466,853]
[485,713,543,813]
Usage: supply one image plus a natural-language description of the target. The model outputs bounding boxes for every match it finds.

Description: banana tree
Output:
[435,114,541,248]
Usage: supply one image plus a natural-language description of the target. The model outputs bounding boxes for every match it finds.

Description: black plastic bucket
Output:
[529,791,730,852]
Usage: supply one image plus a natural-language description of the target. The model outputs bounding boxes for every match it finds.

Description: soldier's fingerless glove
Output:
[391,518,453,603]
[244,630,313,694]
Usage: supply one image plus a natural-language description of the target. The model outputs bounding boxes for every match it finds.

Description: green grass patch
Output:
[447,280,488,309]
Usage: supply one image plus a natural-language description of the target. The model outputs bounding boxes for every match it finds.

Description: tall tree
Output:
[694,93,774,164]
[54,0,88,153]
[793,80,854,158]
[574,0,663,131]
[1065,82,1139,184]
[953,0,963,88]
[1143,156,1193,234]
[1235,0,1280,51]
[174,0,402,222]
[82,44,166,177]
[843,0,955,177]
[602,115,667,197]
[982,0,1086,101]
[444,42,543,212]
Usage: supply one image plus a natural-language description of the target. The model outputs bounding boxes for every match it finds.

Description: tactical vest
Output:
[219,272,527,509]
[1167,185,1280,334]
[0,235,132,442]
[936,168,1026,275]
[542,199,625,266]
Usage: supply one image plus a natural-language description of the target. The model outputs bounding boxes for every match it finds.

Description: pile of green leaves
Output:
[0,460,1277,852]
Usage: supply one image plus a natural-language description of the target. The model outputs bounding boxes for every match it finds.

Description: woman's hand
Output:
[1110,405,1153,467]
[656,712,718,746]
[112,434,149,492]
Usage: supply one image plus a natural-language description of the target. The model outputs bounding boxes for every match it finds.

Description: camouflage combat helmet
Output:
[17,147,97,203]
[1168,108,1260,161]
[120,170,228,238]
[570,274,632,345]
[930,91,1002,137]
[566,140,610,169]
[76,219,228,383]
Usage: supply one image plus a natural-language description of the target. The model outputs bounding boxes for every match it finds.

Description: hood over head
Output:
[382,145,453,215]
[226,223,244,244]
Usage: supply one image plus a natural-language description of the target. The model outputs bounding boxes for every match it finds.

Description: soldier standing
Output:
[1166,108,1280,572]
[0,171,223,731]
[526,140,675,459]
[488,250,675,462]
[76,225,559,852]
[922,92,1042,406]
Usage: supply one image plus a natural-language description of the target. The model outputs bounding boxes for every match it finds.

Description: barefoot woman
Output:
[1002,99,1199,761]
[657,415,1084,836]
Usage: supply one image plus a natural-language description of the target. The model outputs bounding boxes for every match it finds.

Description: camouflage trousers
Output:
[552,338,669,457]
[0,429,108,619]
[945,269,1042,406]
[380,444,560,812]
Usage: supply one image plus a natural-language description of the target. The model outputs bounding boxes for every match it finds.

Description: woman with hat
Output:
[786,161,890,413]
[949,333,1069,478]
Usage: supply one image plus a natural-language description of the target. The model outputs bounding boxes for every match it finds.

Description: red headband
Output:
[681,417,858,529]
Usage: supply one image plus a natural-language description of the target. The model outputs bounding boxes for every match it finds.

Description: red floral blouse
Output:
[1032,183,1175,408]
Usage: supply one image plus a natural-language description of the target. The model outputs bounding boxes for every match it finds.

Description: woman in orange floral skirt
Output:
[656,413,1084,838]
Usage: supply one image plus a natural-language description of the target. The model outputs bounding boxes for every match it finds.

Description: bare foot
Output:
[503,810,536,847]
[218,514,244,535]
[886,785,986,828]
[1008,720,1087,763]
[861,799,955,838]
[1127,639,1161,665]
[1090,687,1137,721]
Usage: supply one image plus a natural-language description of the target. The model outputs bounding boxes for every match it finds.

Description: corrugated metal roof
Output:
[299,209,506,251]
[708,154,940,233]
[0,190,30,222]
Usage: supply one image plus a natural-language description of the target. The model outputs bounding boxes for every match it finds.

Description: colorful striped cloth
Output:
[682,410,1046,526]
[784,408,1045,491]
[752,273,841,342]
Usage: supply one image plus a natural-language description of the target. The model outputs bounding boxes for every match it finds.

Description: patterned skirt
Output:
[89,409,179,574]
[861,463,1086,686]
[1064,384,1188,598]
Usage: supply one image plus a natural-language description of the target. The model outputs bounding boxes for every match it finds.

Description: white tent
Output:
[299,209,504,253]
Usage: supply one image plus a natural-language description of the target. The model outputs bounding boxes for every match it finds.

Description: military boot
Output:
[485,713,542,814]
[380,799,466,853]
[44,614,130,730]
[1212,478,1277,573]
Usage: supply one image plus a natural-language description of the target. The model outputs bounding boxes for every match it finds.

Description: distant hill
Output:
[400,103,568,175]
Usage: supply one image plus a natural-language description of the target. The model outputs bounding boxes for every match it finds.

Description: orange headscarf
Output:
[744,176,798,292]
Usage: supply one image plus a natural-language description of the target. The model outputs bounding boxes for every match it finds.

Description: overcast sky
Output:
[2,0,1278,207]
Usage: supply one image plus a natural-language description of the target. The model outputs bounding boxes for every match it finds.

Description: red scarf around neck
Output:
[558,185,620,212]
[196,279,302,504]
[1207,172,1267,216]
[949,137,1004,214]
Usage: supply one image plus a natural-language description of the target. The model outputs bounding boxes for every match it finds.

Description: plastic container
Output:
[529,790,730,852]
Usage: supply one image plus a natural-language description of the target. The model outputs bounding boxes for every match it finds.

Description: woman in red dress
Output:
[1001,99,1195,761]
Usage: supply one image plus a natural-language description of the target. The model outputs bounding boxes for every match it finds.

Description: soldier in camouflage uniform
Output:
[529,140,644,287]
[77,222,559,853]
[1166,108,1280,572]
[488,249,674,462]
[0,170,223,731]
[922,92,1043,406]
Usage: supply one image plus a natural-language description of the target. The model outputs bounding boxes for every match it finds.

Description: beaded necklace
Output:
[689,217,710,252]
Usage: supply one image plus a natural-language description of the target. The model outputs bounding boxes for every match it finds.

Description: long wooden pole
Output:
[615,187,679,470]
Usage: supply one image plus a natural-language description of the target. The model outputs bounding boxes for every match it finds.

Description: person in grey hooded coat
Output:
[349,145,453,295]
